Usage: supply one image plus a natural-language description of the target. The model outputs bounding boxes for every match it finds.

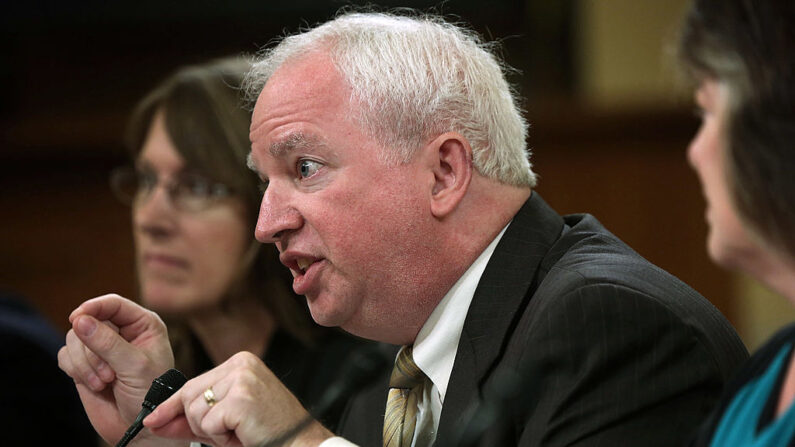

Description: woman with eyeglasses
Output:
[108,57,367,435]
[679,0,795,445]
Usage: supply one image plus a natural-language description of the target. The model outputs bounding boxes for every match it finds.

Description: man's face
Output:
[248,53,439,341]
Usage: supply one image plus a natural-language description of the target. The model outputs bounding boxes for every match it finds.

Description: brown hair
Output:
[678,0,795,261]
[126,56,315,377]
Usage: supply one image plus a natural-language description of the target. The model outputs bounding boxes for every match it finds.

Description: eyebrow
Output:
[269,132,327,158]
[246,132,330,175]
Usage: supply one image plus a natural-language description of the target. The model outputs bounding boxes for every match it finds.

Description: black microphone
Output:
[259,343,393,447]
[115,368,188,447]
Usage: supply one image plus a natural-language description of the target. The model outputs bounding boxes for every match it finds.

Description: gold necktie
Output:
[383,345,427,447]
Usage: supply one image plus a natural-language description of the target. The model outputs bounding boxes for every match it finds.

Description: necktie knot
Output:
[384,345,427,447]
[389,345,426,389]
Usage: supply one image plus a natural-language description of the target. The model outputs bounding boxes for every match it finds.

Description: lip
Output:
[293,259,328,295]
[280,251,326,295]
[142,252,190,270]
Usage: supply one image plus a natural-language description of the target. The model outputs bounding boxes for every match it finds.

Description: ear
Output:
[427,132,473,218]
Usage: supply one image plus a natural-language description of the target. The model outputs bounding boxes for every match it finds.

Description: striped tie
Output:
[383,345,427,447]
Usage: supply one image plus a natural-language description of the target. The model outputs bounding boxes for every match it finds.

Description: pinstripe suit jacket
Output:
[338,193,748,446]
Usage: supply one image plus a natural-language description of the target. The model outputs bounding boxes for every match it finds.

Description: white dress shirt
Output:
[321,224,508,447]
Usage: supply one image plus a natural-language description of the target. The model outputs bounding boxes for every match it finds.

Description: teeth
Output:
[297,258,312,272]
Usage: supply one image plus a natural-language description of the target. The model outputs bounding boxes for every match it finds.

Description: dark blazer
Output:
[338,193,748,446]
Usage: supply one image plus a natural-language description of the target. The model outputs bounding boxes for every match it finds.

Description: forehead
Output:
[138,112,183,166]
[249,53,353,154]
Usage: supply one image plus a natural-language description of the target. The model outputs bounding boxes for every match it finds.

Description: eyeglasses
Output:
[109,166,234,212]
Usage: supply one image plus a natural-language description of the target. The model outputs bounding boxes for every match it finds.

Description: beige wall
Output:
[575,0,795,349]
[577,0,691,108]
[735,276,795,350]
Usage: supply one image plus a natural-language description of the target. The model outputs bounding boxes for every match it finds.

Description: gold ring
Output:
[203,387,217,407]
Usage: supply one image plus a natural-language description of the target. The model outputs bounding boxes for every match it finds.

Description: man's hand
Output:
[145,352,334,447]
[57,294,175,445]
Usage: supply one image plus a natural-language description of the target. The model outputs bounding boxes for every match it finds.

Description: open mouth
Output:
[290,257,326,295]
[297,258,313,273]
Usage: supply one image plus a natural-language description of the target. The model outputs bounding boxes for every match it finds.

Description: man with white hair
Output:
[59,11,747,447]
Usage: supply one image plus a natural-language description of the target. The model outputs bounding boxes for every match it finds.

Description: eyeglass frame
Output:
[109,165,237,212]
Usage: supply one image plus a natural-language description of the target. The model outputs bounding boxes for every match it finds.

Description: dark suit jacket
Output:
[338,193,748,446]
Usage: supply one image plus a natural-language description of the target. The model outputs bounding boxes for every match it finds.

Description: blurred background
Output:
[2,0,791,349]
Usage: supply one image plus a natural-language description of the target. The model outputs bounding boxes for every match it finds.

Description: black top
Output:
[0,292,97,444]
[192,326,372,432]
[690,323,795,446]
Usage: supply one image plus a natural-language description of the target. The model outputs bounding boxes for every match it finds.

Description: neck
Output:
[386,180,531,345]
[187,295,277,366]
[737,248,795,305]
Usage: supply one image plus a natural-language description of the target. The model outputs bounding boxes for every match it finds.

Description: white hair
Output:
[244,11,536,187]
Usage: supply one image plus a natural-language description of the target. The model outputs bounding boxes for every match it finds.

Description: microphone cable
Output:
[258,343,392,447]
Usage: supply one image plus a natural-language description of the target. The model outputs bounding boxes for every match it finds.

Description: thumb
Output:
[74,314,140,368]
[144,389,201,441]
[144,389,185,428]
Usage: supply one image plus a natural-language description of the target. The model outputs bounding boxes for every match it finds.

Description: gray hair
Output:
[244,11,536,187]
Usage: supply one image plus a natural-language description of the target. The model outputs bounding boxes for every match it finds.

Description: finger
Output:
[185,389,211,438]
[70,293,131,322]
[63,328,106,391]
[72,314,146,372]
[70,294,162,337]
[144,387,187,428]
[85,347,115,383]
[57,345,80,383]
[84,320,120,382]
[202,400,241,443]
[147,415,214,444]
[205,422,237,447]
[173,371,229,438]
[148,367,232,436]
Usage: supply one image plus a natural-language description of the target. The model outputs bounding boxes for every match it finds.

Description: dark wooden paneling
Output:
[531,108,735,321]
[0,160,136,333]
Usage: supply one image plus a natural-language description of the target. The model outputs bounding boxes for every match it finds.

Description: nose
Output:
[134,185,177,239]
[687,125,704,170]
[255,183,303,244]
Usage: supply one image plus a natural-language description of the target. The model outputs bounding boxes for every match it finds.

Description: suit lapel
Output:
[436,193,565,441]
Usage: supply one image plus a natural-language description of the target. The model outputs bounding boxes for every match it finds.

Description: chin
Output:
[141,284,189,313]
[707,232,755,273]
[307,298,354,329]
[307,307,343,328]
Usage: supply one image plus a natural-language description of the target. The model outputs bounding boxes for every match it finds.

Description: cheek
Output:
[333,179,427,277]
[185,216,252,292]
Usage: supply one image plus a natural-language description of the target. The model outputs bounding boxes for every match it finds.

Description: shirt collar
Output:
[411,223,509,402]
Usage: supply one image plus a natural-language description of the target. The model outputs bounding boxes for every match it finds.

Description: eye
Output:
[180,174,212,197]
[137,169,158,193]
[298,159,322,179]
